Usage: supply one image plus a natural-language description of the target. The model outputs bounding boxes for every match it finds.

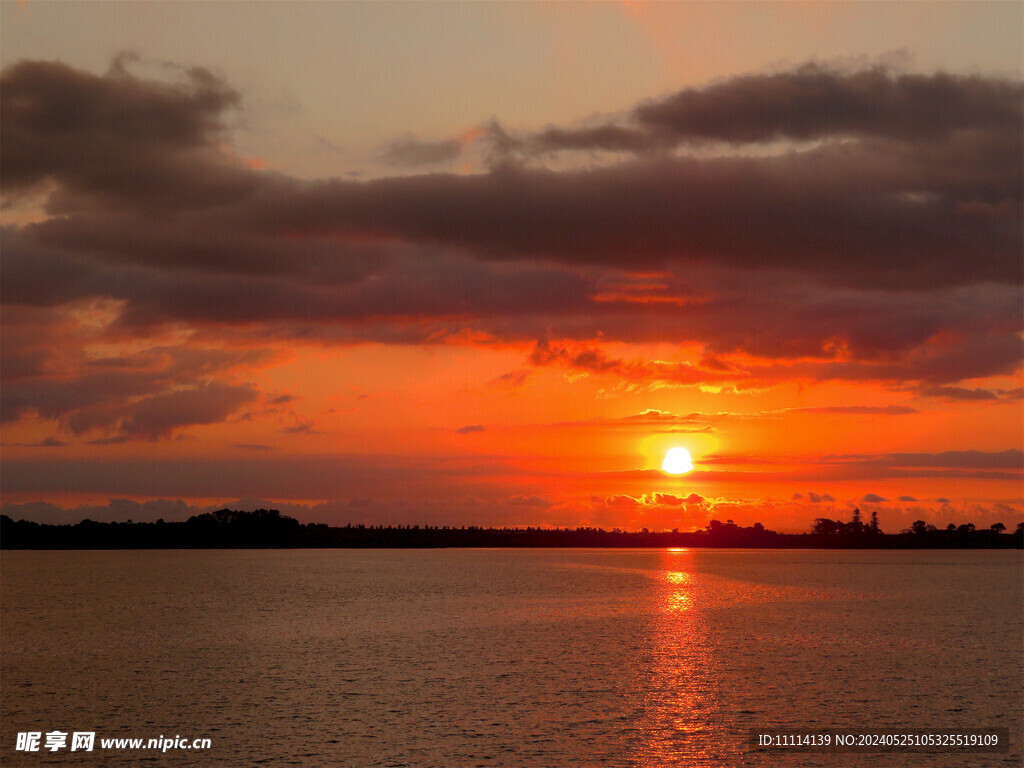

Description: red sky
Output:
[1,4,1022,532]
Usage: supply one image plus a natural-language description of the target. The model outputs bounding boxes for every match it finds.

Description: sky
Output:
[1,0,1022,532]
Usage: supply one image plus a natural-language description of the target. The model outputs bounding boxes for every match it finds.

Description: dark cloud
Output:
[119,382,258,440]
[810,450,1024,481]
[0,56,1020,417]
[246,146,1020,288]
[0,312,270,441]
[899,495,919,502]
[633,65,1022,145]
[774,332,1023,385]
[529,123,659,154]
[279,420,318,435]
[380,136,461,166]
[8,436,66,448]
[524,324,1021,388]
[439,66,1023,159]
[882,449,1023,469]
[919,385,1002,401]
[351,68,1022,288]
[528,341,733,386]
[1,57,253,210]
[491,370,530,389]
[861,493,888,503]
[456,424,485,434]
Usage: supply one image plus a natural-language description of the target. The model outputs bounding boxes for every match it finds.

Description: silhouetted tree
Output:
[850,508,864,535]
[911,520,928,535]
[813,518,838,535]
[990,522,1006,534]
[869,510,881,534]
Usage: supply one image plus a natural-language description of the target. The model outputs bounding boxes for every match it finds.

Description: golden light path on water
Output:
[636,548,730,768]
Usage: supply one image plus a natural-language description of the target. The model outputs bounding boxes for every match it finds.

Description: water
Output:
[2,548,1021,767]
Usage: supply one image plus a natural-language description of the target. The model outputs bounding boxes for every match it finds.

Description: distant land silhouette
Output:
[2,508,1021,549]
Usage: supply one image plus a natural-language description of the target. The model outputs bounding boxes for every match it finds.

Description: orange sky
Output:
[1,3,1021,532]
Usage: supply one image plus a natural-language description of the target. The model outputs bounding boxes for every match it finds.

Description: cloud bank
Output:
[2,57,1021,445]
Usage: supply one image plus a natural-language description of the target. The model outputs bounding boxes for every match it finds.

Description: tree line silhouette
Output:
[1,508,1021,549]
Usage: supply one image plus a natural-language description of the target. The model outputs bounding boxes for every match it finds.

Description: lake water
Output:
[2,549,1021,767]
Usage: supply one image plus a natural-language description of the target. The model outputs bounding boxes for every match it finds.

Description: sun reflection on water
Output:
[635,549,736,768]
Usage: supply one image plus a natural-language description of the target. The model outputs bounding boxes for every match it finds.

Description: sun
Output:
[662,447,693,474]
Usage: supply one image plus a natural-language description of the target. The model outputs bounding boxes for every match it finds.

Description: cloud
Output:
[508,495,550,508]
[380,136,461,167]
[536,405,920,437]
[806,492,835,503]
[861,493,888,503]
[784,405,918,416]
[117,382,258,440]
[0,305,271,441]
[491,370,530,389]
[560,64,1022,147]
[1,56,252,209]
[919,385,1002,401]
[804,450,1024,481]
[1,55,1020,421]
[881,449,1024,469]
[279,419,319,435]
[8,436,65,448]
[820,449,1024,470]
[456,424,485,434]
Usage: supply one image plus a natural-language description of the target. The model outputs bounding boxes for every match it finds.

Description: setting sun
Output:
[662,447,694,475]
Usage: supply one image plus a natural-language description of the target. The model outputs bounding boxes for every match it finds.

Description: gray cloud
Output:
[8,436,66,448]
[882,449,1024,469]
[1,57,1020,414]
[0,320,270,441]
[815,449,1024,477]
[1,57,253,210]
[380,136,461,166]
[626,65,1019,145]
[118,382,258,440]
[919,385,1002,401]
